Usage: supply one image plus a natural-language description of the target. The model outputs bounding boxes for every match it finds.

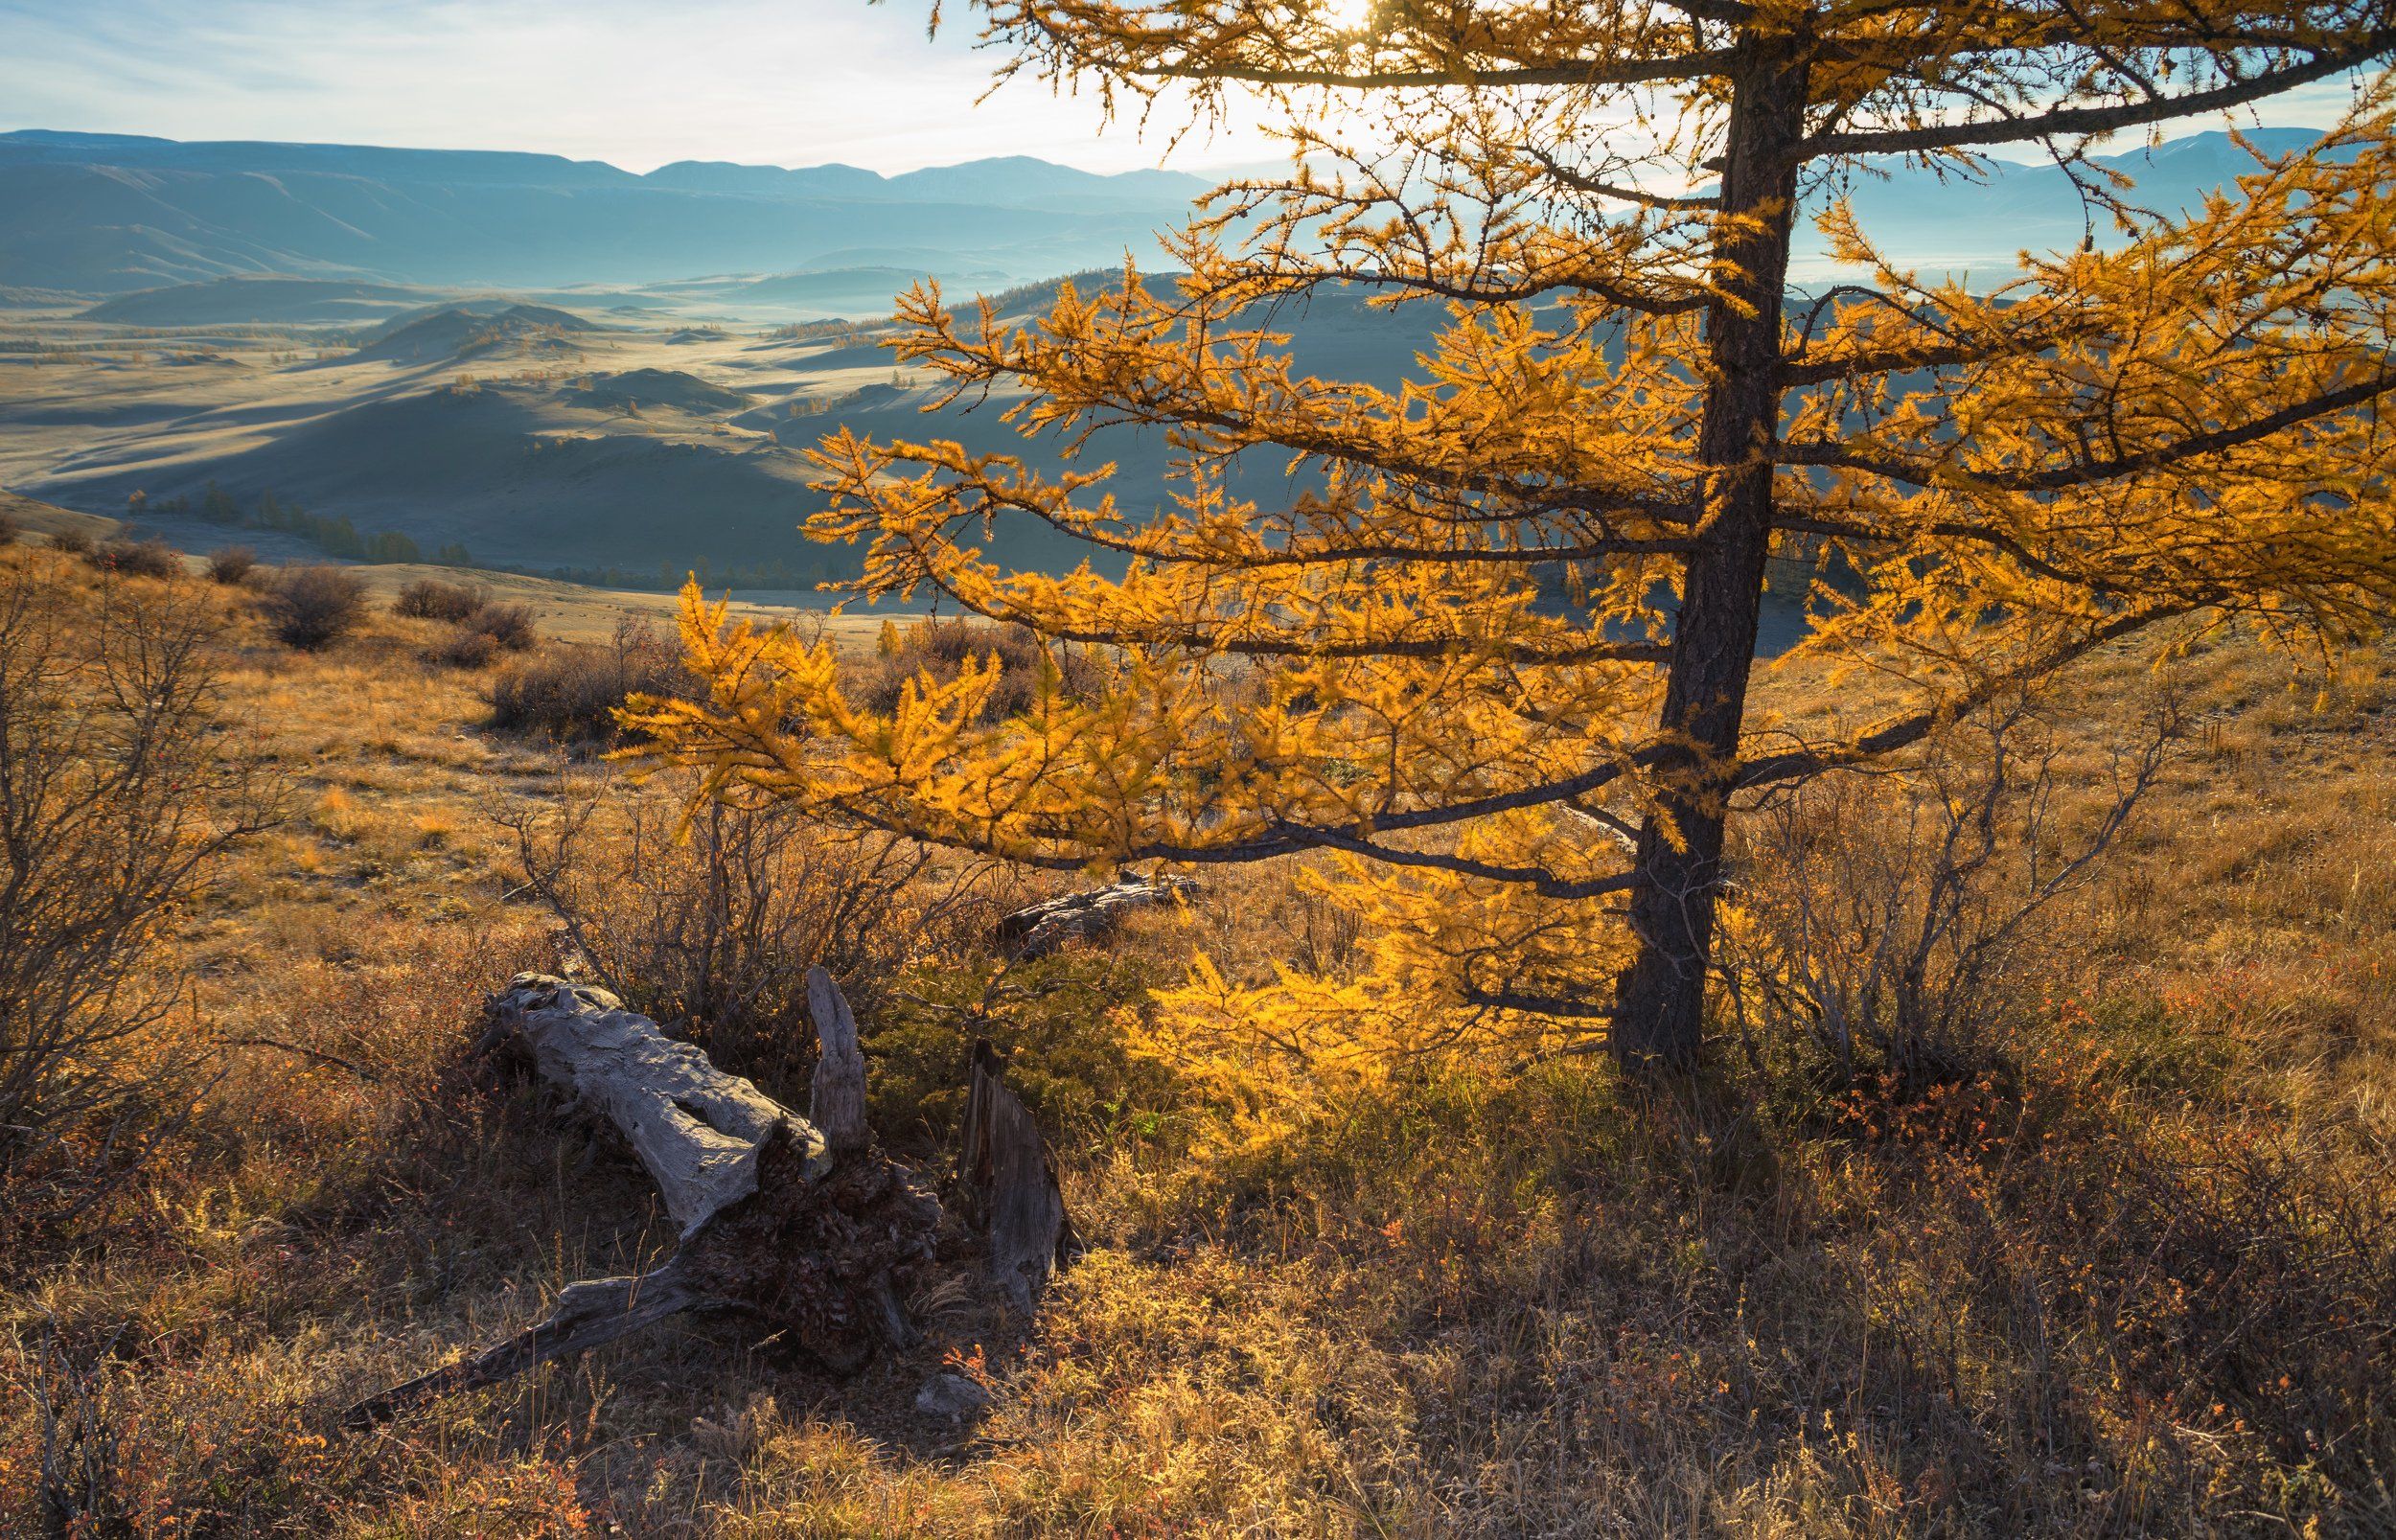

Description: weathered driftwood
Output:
[957,1039,1078,1311]
[346,973,936,1427]
[997,875,1198,960]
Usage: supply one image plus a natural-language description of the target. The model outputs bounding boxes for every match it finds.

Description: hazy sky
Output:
[0,0,2374,176]
[0,0,1286,173]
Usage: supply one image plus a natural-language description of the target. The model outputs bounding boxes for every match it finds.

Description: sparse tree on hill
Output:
[648,0,2396,1076]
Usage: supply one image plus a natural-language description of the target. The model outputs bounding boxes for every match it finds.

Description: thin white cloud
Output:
[0,0,1288,173]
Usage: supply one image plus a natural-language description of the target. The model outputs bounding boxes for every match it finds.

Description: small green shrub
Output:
[864,950,1173,1154]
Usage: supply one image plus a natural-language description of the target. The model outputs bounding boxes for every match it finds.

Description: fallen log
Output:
[996,875,1198,960]
[957,1039,1078,1311]
[346,974,936,1427]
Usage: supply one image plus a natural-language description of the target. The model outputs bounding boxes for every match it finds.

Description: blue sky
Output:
[0,1,2373,175]
[0,0,1284,172]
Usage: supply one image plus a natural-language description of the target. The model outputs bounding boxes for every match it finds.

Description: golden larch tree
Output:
[641,0,2396,1075]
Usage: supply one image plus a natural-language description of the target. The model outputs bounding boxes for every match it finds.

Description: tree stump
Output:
[806,965,869,1155]
[956,1039,1078,1311]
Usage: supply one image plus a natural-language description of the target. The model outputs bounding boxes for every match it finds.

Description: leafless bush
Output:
[26,1321,132,1532]
[426,629,499,669]
[46,528,94,558]
[261,564,366,651]
[465,601,537,652]
[0,515,18,547]
[0,565,280,1210]
[93,540,183,580]
[392,577,485,622]
[496,768,1002,1086]
[487,616,689,743]
[204,545,258,586]
[859,616,1103,724]
[1723,695,2180,1087]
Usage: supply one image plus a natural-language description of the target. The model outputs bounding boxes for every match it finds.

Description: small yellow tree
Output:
[643,0,2396,1075]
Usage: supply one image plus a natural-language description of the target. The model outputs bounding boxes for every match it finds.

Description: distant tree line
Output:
[510,551,854,593]
[130,483,471,567]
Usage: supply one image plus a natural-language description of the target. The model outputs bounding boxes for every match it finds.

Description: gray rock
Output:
[914,1371,992,1418]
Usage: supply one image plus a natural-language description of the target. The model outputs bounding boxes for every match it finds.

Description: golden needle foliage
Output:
[641,0,2396,1078]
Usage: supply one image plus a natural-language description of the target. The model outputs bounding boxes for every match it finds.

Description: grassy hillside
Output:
[0,540,2388,1534]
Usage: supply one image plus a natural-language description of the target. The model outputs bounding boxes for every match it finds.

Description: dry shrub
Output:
[45,528,93,558]
[91,540,182,580]
[261,563,367,651]
[0,515,18,547]
[465,601,537,652]
[426,628,499,669]
[0,562,280,1216]
[860,616,1102,724]
[1723,694,2179,1087]
[487,616,689,743]
[204,545,257,585]
[11,1318,373,1537]
[392,577,485,622]
[498,767,1004,1092]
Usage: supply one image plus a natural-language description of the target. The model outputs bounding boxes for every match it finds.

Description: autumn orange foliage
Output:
[643,1,2396,1074]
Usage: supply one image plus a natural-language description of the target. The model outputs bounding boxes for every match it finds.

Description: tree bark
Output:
[1612,36,1811,1074]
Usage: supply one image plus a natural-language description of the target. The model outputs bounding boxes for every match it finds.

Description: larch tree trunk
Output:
[1611,36,1812,1074]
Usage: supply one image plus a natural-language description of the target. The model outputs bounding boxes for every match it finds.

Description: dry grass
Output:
[0,551,2391,1536]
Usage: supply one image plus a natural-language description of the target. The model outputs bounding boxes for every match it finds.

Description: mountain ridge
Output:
[0,124,2348,297]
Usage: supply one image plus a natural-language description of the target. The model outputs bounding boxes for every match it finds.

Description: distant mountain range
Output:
[1794,126,2344,283]
[0,125,2340,299]
[0,130,1210,296]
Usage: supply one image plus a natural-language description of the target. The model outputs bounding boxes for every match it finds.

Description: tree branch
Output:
[1131,47,1739,92]
[1804,39,2396,159]
[1734,602,2201,788]
[1778,369,2396,491]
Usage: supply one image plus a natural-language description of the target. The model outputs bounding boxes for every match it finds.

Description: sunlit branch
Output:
[1778,369,2396,491]
[1128,49,1739,92]
[879,559,1675,665]
[1805,38,2396,159]
[828,795,1646,898]
[1734,601,2206,788]
[1525,148,1719,211]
